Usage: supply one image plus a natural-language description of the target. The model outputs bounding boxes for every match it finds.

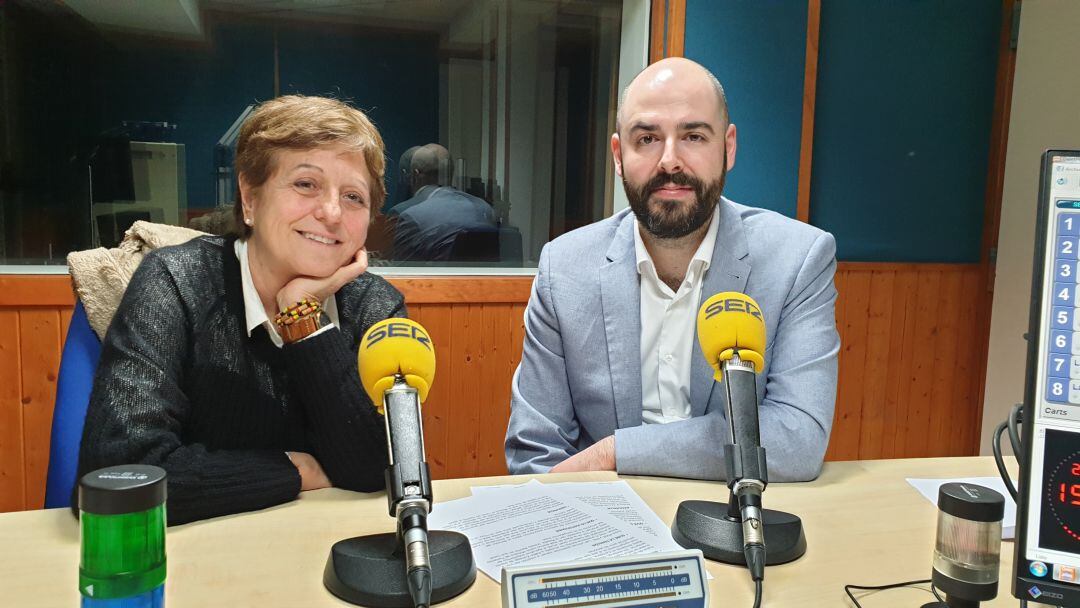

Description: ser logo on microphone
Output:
[365,321,432,350]
[704,297,762,320]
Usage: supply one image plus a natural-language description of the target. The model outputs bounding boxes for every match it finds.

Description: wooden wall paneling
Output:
[390,277,532,305]
[953,269,984,453]
[60,308,73,342]
[445,304,484,478]
[18,309,63,509]
[882,270,919,458]
[829,269,870,460]
[0,276,74,307]
[411,304,452,479]
[0,310,26,512]
[0,267,999,512]
[857,270,897,459]
[476,304,512,476]
[898,271,943,458]
[926,270,965,456]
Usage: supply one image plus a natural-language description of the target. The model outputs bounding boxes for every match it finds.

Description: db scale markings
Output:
[526,567,691,606]
[502,549,708,608]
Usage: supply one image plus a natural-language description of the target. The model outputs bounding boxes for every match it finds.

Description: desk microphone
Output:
[699,292,768,579]
[323,318,475,608]
[672,293,806,592]
[360,318,437,607]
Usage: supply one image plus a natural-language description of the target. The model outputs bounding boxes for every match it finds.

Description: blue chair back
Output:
[44,301,101,508]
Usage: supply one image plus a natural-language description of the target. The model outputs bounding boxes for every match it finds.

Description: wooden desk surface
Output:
[0,457,1026,607]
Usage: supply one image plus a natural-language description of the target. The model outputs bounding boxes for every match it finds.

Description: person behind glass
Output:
[392,143,496,261]
[385,143,447,218]
[75,95,405,525]
[383,145,421,217]
[361,145,422,258]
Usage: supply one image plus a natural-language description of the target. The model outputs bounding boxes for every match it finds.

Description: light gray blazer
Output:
[505,198,840,481]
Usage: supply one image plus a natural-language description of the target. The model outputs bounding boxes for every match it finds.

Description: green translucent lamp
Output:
[79,465,167,608]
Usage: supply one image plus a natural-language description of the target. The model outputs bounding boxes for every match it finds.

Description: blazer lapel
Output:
[600,212,643,430]
[691,198,751,416]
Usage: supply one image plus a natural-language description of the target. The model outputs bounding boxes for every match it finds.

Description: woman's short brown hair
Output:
[233,95,386,238]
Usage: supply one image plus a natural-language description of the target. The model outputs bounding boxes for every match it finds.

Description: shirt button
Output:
[664,354,673,362]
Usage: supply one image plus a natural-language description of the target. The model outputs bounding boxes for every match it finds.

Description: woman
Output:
[76,95,403,525]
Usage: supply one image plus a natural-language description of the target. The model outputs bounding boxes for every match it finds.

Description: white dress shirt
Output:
[234,239,339,348]
[634,208,720,424]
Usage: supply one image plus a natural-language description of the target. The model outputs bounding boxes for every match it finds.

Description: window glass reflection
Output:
[0,0,623,268]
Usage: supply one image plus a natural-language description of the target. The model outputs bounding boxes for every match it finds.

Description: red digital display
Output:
[1041,432,1080,551]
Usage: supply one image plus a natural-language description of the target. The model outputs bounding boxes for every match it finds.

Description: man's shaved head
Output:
[616,57,729,135]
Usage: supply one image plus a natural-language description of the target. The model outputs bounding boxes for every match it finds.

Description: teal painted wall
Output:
[682,0,1001,262]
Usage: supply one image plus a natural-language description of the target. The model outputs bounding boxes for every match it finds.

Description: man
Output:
[385,144,437,218]
[504,57,840,481]
[393,143,497,261]
[385,145,421,214]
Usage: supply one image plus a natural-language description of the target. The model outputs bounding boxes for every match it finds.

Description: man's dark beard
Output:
[624,169,725,240]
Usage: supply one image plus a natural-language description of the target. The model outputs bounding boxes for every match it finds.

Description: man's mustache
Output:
[644,171,701,193]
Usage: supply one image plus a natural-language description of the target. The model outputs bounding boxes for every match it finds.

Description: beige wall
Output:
[981,0,1080,453]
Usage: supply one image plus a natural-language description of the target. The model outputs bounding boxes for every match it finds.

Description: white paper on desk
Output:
[473,480,681,546]
[431,482,669,581]
[906,477,1017,539]
[469,479,538,495]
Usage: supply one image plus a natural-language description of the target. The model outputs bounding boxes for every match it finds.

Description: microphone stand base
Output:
[324,530,476,607]
[671,499,807,565]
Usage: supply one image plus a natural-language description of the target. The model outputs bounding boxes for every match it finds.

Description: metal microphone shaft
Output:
[399,500,432,608]
[722,352,768,582]
[324,318,476,607]
[673,292,805,584]
[384,378,434,608]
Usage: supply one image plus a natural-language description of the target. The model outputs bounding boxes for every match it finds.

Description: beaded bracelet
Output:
[274,298,324,344]
[274,298,321,327]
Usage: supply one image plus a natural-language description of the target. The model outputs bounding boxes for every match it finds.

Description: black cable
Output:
[843,579,937,607]
[1009,403,1024,468]
[753,579,762,608]
[930,582,944,603]
[993,418,1019,500]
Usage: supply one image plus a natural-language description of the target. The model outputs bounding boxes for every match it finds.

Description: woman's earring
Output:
[245,217,254,226]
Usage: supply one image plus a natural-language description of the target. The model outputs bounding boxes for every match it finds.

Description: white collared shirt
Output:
[634,208,720,424]
[234,239,339,348]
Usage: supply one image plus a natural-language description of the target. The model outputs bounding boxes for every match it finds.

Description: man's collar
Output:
[632,201,721,275]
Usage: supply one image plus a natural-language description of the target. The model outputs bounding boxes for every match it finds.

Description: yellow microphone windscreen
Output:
[697,292,766,381]
[358,318,436,412]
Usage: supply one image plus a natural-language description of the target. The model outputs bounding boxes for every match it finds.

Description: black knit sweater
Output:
[75,235,404,525]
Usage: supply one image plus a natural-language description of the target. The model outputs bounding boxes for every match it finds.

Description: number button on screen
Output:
[1055,284,1077,307]
[1059,237,1079,260]
[1060,261,1080,283]
[1060,213,1080,236]
[1055,307,1075,330]
[1053,330,1073,354]
[1050,354,1070,378]
[1049,379,1069,403]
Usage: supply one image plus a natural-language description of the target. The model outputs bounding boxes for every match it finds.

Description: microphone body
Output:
[383,382,433,608]
[361,319,438,608]
[720,354,768,581]
[698,293,771,581]
[324,317,476,607]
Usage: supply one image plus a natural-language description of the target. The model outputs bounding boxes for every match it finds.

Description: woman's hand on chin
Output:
[275,248,368,310]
